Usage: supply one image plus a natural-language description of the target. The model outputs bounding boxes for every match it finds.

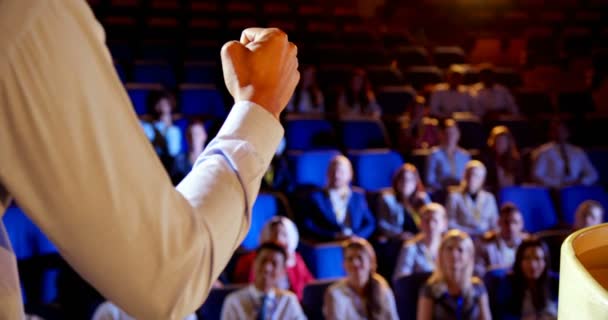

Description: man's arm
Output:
[0,1,298,318]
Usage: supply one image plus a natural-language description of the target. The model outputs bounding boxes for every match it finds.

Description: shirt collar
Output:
[249,284,276,299]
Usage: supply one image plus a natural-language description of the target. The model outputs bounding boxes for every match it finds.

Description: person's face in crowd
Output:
[189,123,207,149]
[155,97,173,116]
[269,223,289,249]
[301,66,316,89]
[344,246,372,288]
[494,133,510,155]
[465,166,486,193]
[253,248,286,292]
[442,238,469,275]
[443,124,460,148]
[581,206,604,229]
[350,72,365,93]
[499,211,524,242]
[399,170,418,198]
[447,72,463,88]
[521,246,546,281]
[329,157,353,189]
[421,210,446,238]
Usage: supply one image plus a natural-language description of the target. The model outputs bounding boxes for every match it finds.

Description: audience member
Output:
[398,96,441,151]
[92,301,197,320]
[337,68,381,118]
[425,118,472,193]
[573,200,605,230]
[494,238,557,320]
[141,90,183,174]
[393,203,447,280]
[301,155,376,242]
[475,203,529,276]
[221,243,306,320]
[376,164,431,241]
[233,216,314,300]
[483,126,524,194]
[429,65,475,118]
[172,120,208,181]
[286,65,325,115]
[323,238,399,320]
[470,65,519,119]
[446,160,499,237]
[532,119,598,188]
[417,230,492,320]
[261,138,295,193]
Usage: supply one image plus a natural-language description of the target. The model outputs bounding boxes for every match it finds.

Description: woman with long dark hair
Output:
[337,68,381,118]
[286,65,324,114]
[484,126,523,194]
[376,163,431,241]
[497,238,557,320]
[324,238,399,320]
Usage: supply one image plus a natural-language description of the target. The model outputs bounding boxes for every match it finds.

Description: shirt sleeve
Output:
[393,243,416,280]
[0,0,283,318]
[578,150,599,186]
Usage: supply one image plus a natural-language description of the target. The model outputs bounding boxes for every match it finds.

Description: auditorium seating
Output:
[240,193,282,251]
[348,150,404,191]
[558,185,608,225]
[291,150,341,188]
[393,272,432,320]
[301,279,337,320]
[196,284,245,320]
[498,186,558,233]
[298,241,345,279]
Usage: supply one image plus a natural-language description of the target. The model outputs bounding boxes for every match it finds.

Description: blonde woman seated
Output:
[417,230,492,320]
[376,164,431,241]
[446,160,498,237]
[573,200,605,231]
[324,238,399,320]
[393,203,447,280]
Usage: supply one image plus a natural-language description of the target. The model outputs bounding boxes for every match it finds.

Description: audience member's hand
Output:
[221,28,300,119]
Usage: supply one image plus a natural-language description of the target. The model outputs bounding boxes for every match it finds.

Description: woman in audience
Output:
[393,203,447,280]
[172,120,208,182]
[141,90,183,174]
[484,126,523,194]
[573,200,605,230]
[417,230,492,320]
[233,216,314,300]
[337,68,381,118]
[446,160,499,237]
[324,238,399,320]
[429,65,476,118]
[301,155,376,242]
[286,65,325,114]
[425,118,472,194]
[376,164,431,241]
[496,238,557,320]
[398,96,441,151]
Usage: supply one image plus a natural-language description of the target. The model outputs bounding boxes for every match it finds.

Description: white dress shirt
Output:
[532,142,599,188]
[221,285,306,320]
[445,188,499,237]
[469,82,519,116]
[429,84,476,117]
[328,188,352,225]
[92,302,198,320]
[0,0,283,318]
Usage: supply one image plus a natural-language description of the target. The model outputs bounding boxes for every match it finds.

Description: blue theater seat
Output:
[291,150,341,188]
[587,148,608,187]
[133,61,176,88]
[240,193,280,251]
[285,118,336,151]
[348,150,403,191]
[196,284,246,320]
[339,119,390,150]
[393,272,432,320]
[302,279,337,320]
[179,84,226,118]
[498,186,558,233]
[183,61,217,84]
[298,241,345,279]
[558,185,608,225]
[126,83,163,116]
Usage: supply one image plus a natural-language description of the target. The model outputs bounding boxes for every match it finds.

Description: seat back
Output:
[298,241,345,279]
[285,119,336,151]
[196,284,246,320]
[339,119,389,150]
[240,193,280,251]
[301,279,337,320]
[348,150,403,191]
[291,150,341,188]
[559,185,608,225]
[498,186,558,233]
[179,84,226,118]
[393,272,432,320]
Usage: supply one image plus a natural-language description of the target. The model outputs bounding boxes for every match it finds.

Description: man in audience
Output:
[532,119,598,188]
[425,118,472,194]
[221,242,306,320]
[445,160,499,237]
[475,203,528,276]
[429,65,475,117]
[469,64,519,119]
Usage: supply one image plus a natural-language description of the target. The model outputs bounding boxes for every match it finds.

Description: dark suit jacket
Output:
[302,187,376,242]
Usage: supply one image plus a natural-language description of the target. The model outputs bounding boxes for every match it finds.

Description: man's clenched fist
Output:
[221,28,300,119]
